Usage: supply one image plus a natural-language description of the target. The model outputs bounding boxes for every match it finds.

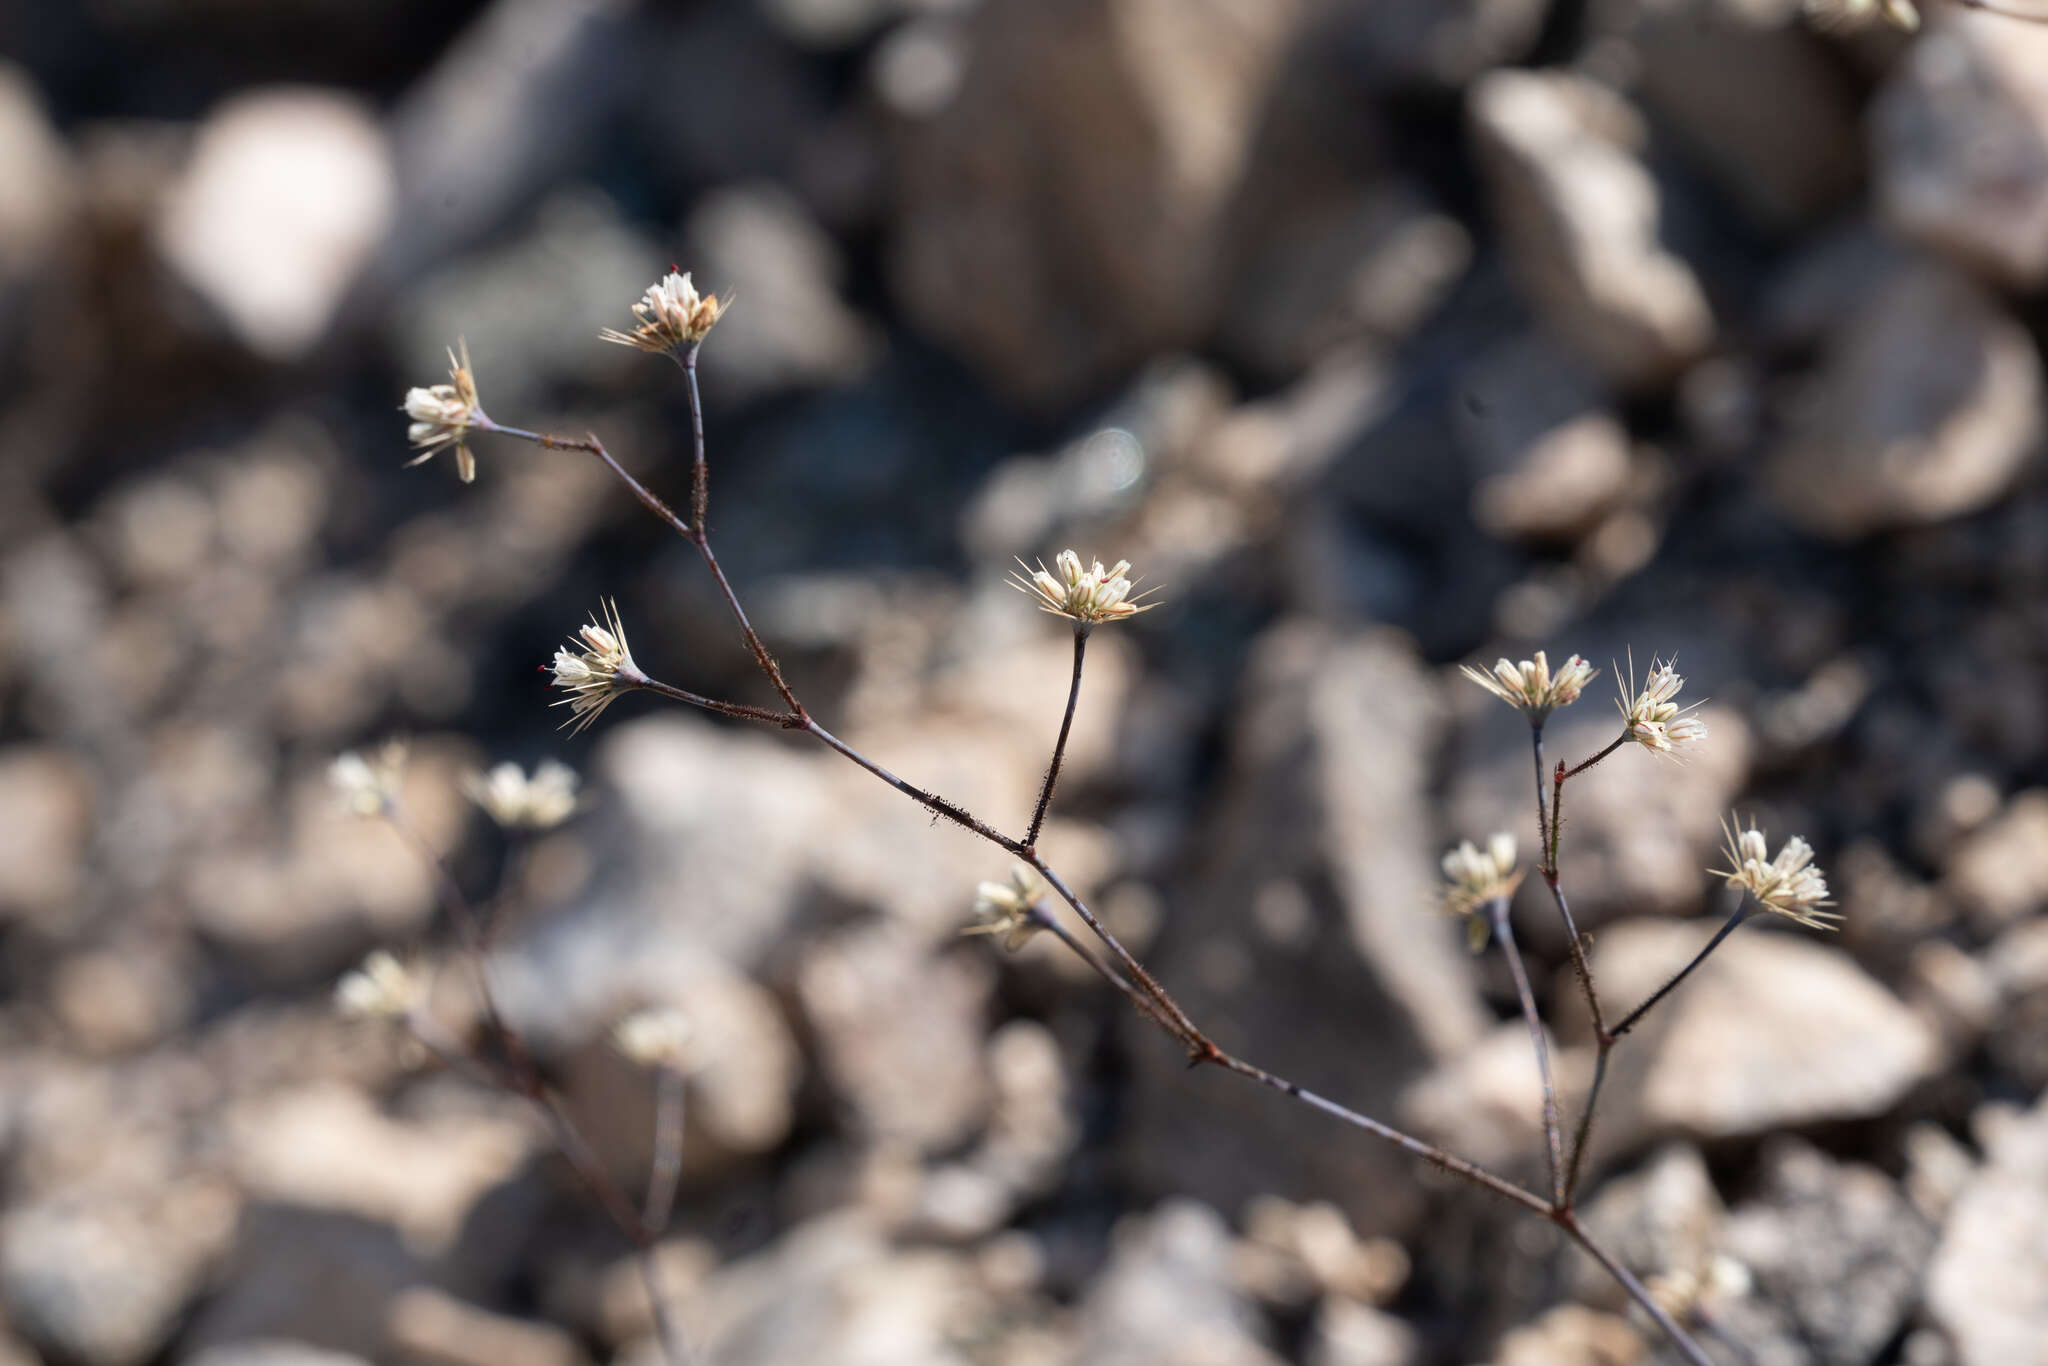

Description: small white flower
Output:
[549,600,642,734]
[1715,816,1840,930]
[463,760,581,830]
[1460,650,1597,722]
[599,270,727,354]
[1617,655,1707,758]
[1010,550,1159,627]
[1442,833,1523,920]
[335,950,420,1019]
[612,1007,695,1070]
[330,739,408,818]
[964,864,1050,952]
[402,339,485,482]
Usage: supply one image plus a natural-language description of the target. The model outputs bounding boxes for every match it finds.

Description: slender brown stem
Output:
[1025,854,1210,1058]
[692,536,804,716]
[1611,902,1752,1040]
[1559,1213,1716,1366]
[1530,726,1550,863]
[804,717,1026,853]
[1027,627,1089,849]
[680,343,708,535]
[1210,1053,1552,1217]
[1489,897,1563,1205]
[644,1066,687,1234]
[1562,1043,1609,1207]
[635,676,800,727]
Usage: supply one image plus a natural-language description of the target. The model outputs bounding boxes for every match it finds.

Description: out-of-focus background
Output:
[4,0,2047,1362]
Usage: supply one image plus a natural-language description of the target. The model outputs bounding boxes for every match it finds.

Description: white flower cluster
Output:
[599,271,727,355]
[1717,818,1840,930]
[402,340,485,483]
[550,601,642,734]
[1460,651,1597,722]
[1012,550,1157,627]
[1442,833,1523,919]
[964,864,1050,952]
[1617,657,1707,757]
[464,760,581,830]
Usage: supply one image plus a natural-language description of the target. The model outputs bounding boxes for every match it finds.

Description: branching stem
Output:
[473,384,1721,1366]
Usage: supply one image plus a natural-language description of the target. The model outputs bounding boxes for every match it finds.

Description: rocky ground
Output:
[3,0,2047,1363]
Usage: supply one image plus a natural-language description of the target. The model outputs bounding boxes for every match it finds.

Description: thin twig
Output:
[1559,1213,1717,1366]
[1611,902,1752,1040]
[636,677,801,728]
[644,1066,688,1234]
[1027,627,1089,849]
[804,718,1025,853]
[1489,897,1564,1206]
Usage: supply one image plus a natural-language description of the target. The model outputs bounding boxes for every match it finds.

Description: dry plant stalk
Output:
[352,268,1863,1366]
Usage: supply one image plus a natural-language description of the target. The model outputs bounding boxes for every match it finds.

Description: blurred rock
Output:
[155,88,392,360]
[1630,0,1863,230]
[1233,1197,1411,1311]
[180,1205,431,1359]
[0,61,72,281]
[683,184,877,402]
[1943,789,2048,934]
[1764,256,2041,540]
[1579,921,1940,1143]
[887,0,1300,406]
[1468,70,1713,391]
[1122,625,1483,1238]
[1493,1304,1644,1366]
[382,0,637,282]
[387,1287,588,1366]
[1075,1201,1285,1366]
[1574,1143,1725,1319]
[1715,1140,1935,1366]
[1304,1297,1419,1366]
[224,1083,533,1256]
[797,924,994,1153]
[184,1343,372,1366]
[1927,1093,2048,1366]
[1984,916,2048,1094]
[1,1180,238,1366]
[1873,10,2048,289]
[1455,336,1632,543]
[681,1211,989,1366]
[1338,0,1552,90]
[0,744,94,920]
[1224,179,1467,382]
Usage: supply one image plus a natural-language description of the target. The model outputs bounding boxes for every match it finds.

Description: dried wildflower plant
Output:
[364,269,1877,1366]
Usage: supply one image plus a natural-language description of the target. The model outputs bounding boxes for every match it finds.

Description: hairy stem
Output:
[804,718,1025,853]
[1611,901,1752,1040]
[1489,897,1564,1205]
[680,342,708,536]
[1027,627,1089,849]
[635,676,801,728]
[1562,1044,1609,1207]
